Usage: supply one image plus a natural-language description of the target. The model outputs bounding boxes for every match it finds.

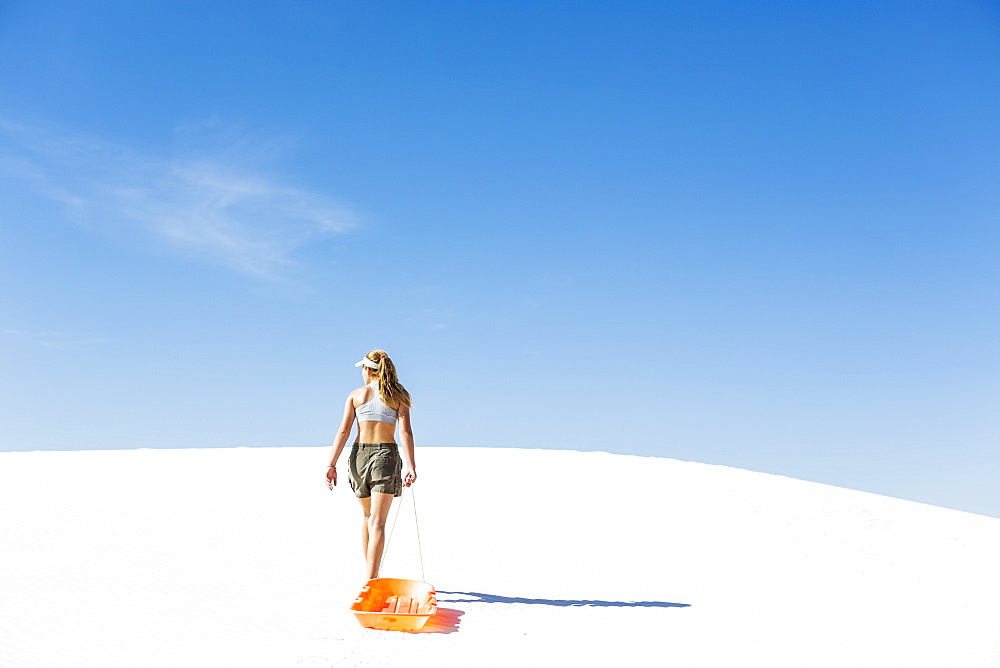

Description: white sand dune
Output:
[1,446,998,667]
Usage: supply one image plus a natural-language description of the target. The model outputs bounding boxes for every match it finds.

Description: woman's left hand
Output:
[404,467,417,487]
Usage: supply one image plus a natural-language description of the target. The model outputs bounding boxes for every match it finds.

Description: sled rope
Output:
[382,488,406,566]
[381,485,426,582]
[411,486,426,583]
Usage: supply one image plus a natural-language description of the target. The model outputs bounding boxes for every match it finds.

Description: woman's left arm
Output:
[326,394,357,489]
[397,404,417,486]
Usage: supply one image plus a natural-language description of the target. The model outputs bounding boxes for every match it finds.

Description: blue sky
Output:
[1,1,998,517]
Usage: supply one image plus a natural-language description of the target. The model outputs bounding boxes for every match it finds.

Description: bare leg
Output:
[365,492,395,580]
[358,496,372,560]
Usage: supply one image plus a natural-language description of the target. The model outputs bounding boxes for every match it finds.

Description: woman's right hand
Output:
[326,467,337,490]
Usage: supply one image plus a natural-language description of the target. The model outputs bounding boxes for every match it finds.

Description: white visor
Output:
[355,358,379,370]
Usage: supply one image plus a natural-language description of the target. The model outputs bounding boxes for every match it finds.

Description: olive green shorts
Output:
[348,443,403,498]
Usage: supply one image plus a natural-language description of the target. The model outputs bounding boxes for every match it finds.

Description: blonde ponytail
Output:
[365,349,411,409]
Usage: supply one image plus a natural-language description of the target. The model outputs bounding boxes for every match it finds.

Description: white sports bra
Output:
[355,382,398,426]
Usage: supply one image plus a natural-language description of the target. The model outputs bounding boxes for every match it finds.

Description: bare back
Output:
[352,385,399,443]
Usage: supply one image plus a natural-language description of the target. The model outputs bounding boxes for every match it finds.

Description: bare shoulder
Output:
[349,385,372,406]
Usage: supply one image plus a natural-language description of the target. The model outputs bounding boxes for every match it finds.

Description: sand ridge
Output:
[1,446,998,667]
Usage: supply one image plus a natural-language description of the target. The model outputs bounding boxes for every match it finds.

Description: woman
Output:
[326,350,417,580]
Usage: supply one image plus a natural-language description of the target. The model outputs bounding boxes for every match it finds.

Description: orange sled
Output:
[351,578,437,631]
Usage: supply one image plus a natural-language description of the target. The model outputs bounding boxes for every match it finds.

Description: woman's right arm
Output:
[397,403,417,487]
[326,394,357,489]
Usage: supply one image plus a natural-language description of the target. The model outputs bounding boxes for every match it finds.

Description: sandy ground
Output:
[1,446,998,667]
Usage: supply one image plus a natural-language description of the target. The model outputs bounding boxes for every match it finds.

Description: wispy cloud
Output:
[39,337,109,349]
[406,308,451,330]
[0,119,358,280]
[1,329,107,348]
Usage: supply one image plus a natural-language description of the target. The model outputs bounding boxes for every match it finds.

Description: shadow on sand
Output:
[401,593,688,634]
[436,591,691,609]
[406,607,464,634]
